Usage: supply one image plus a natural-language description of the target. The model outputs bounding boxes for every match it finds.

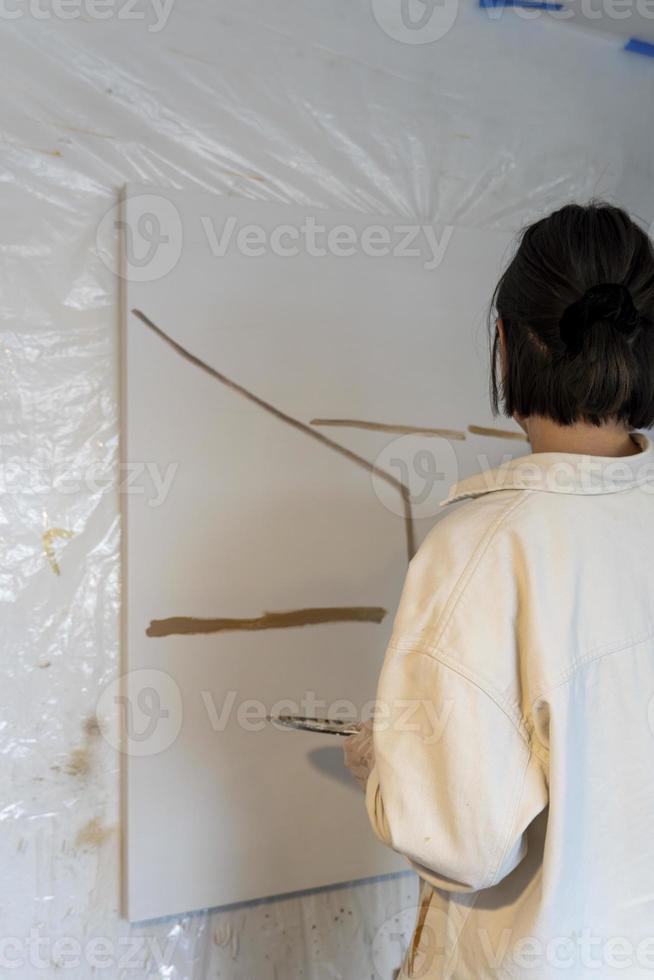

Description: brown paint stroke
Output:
[147,606,387,637]
[468,424,528,442]
[311,418,466,441]
[28,147,62,158]
[60,124,115,140]
[132,310,416,561]
[220,169,266,182]
[407,887,434,977]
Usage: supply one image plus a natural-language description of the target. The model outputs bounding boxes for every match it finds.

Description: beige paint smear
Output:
[64,748,92,778]
[59,124,115,139]
[311,418,466,440]
[213,924,240,959]
[468,424,528,442]
[31,147,62,157]
[42,527,74,575]
[75,817,114,850]
[62,714,102,778]
[84,714,101,737]
[147,606,387,638]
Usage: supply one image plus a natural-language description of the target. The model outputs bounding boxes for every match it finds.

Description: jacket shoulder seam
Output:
[420,490,530,655]
[533,622,654,703]
[388,643,532,746]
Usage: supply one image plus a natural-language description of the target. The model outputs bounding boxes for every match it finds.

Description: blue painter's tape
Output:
[479,0,564,9]
[625,38,654,58]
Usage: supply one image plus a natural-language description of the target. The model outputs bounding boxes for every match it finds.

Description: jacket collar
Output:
[442,432,654,507]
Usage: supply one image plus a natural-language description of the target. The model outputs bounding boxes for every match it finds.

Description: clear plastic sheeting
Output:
[0,0,653,977]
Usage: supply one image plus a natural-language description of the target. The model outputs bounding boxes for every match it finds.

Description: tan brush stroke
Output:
[407,886,434,977]
[42,527,74,575]
[468,424,528,442]
[311,418,466,441]
[132,309,416,561]
[147,606,388,637]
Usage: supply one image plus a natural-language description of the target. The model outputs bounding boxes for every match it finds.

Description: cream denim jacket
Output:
[365,432,654,979]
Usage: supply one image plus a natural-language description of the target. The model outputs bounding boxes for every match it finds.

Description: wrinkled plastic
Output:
[1,0,653,976]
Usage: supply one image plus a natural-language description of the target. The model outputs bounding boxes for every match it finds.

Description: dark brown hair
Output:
[490,202,654,428]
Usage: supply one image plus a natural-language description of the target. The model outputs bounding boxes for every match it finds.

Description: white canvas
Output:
[119,185,525,921]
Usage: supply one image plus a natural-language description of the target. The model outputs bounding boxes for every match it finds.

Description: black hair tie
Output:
[559,283,641,355]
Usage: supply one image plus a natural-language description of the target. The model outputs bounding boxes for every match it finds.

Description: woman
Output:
[345,202,654,979]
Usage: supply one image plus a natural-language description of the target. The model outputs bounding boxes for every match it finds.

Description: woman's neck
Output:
[519,416,641,457]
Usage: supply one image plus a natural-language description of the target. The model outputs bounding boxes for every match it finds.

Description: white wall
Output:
[1,1,653,977]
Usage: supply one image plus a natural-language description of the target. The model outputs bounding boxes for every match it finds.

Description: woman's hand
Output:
[343,718,375,790]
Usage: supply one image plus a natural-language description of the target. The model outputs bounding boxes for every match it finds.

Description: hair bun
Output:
[559,283,641,355]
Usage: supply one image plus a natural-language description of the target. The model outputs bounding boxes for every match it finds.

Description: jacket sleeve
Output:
[365,644,548,893]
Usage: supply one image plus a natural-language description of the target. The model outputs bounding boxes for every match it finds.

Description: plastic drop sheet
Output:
[1,0,653,977]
